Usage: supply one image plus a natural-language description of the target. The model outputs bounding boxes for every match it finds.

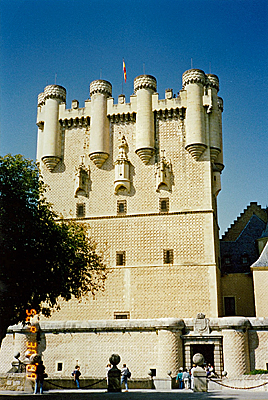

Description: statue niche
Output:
[74,159,90,197]
[114,135,131,194]
[155,151,172,191]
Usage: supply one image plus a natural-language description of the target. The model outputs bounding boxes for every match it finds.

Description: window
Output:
[225,257,231,264]
[56,362,63,372]
[116,251,126,266]
[159,198,169,213]
[241,255,248,265]
[114,311,130,319]
[224,296,236,316]
[76,203,85,218]
[117,200,127,215]
[163,249,174,264]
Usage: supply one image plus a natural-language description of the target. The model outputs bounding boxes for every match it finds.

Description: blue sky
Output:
[0,0,267,236]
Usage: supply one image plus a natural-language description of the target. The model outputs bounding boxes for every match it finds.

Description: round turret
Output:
[89,80,112,168]
[40,84,66,171]
[214,97,224,173]
[205,74,221,162]
[206,74,219,92]
[134,75,157,164]
[182,69,207,160]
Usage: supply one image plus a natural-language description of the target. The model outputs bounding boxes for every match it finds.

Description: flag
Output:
[123,59,127,83]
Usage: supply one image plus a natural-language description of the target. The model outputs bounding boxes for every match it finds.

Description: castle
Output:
[1,68,268,385]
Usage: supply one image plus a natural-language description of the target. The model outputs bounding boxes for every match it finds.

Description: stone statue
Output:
[107,354,121,392]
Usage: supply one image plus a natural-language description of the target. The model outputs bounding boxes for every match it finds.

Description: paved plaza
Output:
[1,389,268,400]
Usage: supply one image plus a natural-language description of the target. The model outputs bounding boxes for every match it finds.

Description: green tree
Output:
[0,154,106,346]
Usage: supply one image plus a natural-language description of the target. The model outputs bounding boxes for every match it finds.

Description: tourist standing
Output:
[72,365,81,389]
[34,361,46,394]
[105,363,111,384]
[176,367,184,389]
[190,364,196,389]
[121,363,130,392]
[182,368,190,389]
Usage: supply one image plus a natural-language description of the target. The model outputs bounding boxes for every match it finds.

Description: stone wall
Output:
[0,374,33,392]
[2,317,268,381]
[221,273,255,317]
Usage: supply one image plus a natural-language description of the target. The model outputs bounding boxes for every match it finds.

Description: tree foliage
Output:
[0,154,106,343]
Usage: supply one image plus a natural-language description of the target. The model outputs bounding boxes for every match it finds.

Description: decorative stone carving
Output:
[206,74,219,92]
[185,144,207,161]
[74,157,90,197]
[89,80,112,97]
[194,313,210,335]
[136,148,154,165]
[43,85,66,102]
[114,136,130,193]
[134,75,157,93]
[155,151,172,191]
[37,92,45,106]
[42,156,61,172]
[182,69,206,88]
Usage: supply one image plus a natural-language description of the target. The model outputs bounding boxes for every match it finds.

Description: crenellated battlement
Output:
[37,67,224,173]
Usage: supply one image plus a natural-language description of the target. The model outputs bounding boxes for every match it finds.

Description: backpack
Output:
[127,370,131,378]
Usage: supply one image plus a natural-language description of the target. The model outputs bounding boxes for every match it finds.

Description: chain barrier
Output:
[208,377,268,390]
[45,377,107,390]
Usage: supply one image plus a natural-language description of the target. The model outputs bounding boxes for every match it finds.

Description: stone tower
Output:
[36,68,224,321]
[3,68,268,383]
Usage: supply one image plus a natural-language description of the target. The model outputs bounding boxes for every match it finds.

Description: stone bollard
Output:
[192,353,207,392]
[107,354,121,392]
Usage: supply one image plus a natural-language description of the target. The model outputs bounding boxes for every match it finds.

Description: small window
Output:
[76,203,85,218]
[116,251,126,266]
[163,249,174,264]
[57,362,63,372]
[117,200,127,215]
[159,198,169,213]
[241,255,248,264]
[224,256,231,265]
[224,296,236,316]
[114,311,130,319]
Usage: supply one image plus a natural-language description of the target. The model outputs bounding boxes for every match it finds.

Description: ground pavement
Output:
[1,389,268,400]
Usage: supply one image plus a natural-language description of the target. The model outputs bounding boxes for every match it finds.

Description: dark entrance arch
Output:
[191,344,214,366]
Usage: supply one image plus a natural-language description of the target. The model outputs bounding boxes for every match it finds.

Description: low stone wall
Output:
[0,375,153,392]
[208,375,268,392]
[0,374,33,392]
